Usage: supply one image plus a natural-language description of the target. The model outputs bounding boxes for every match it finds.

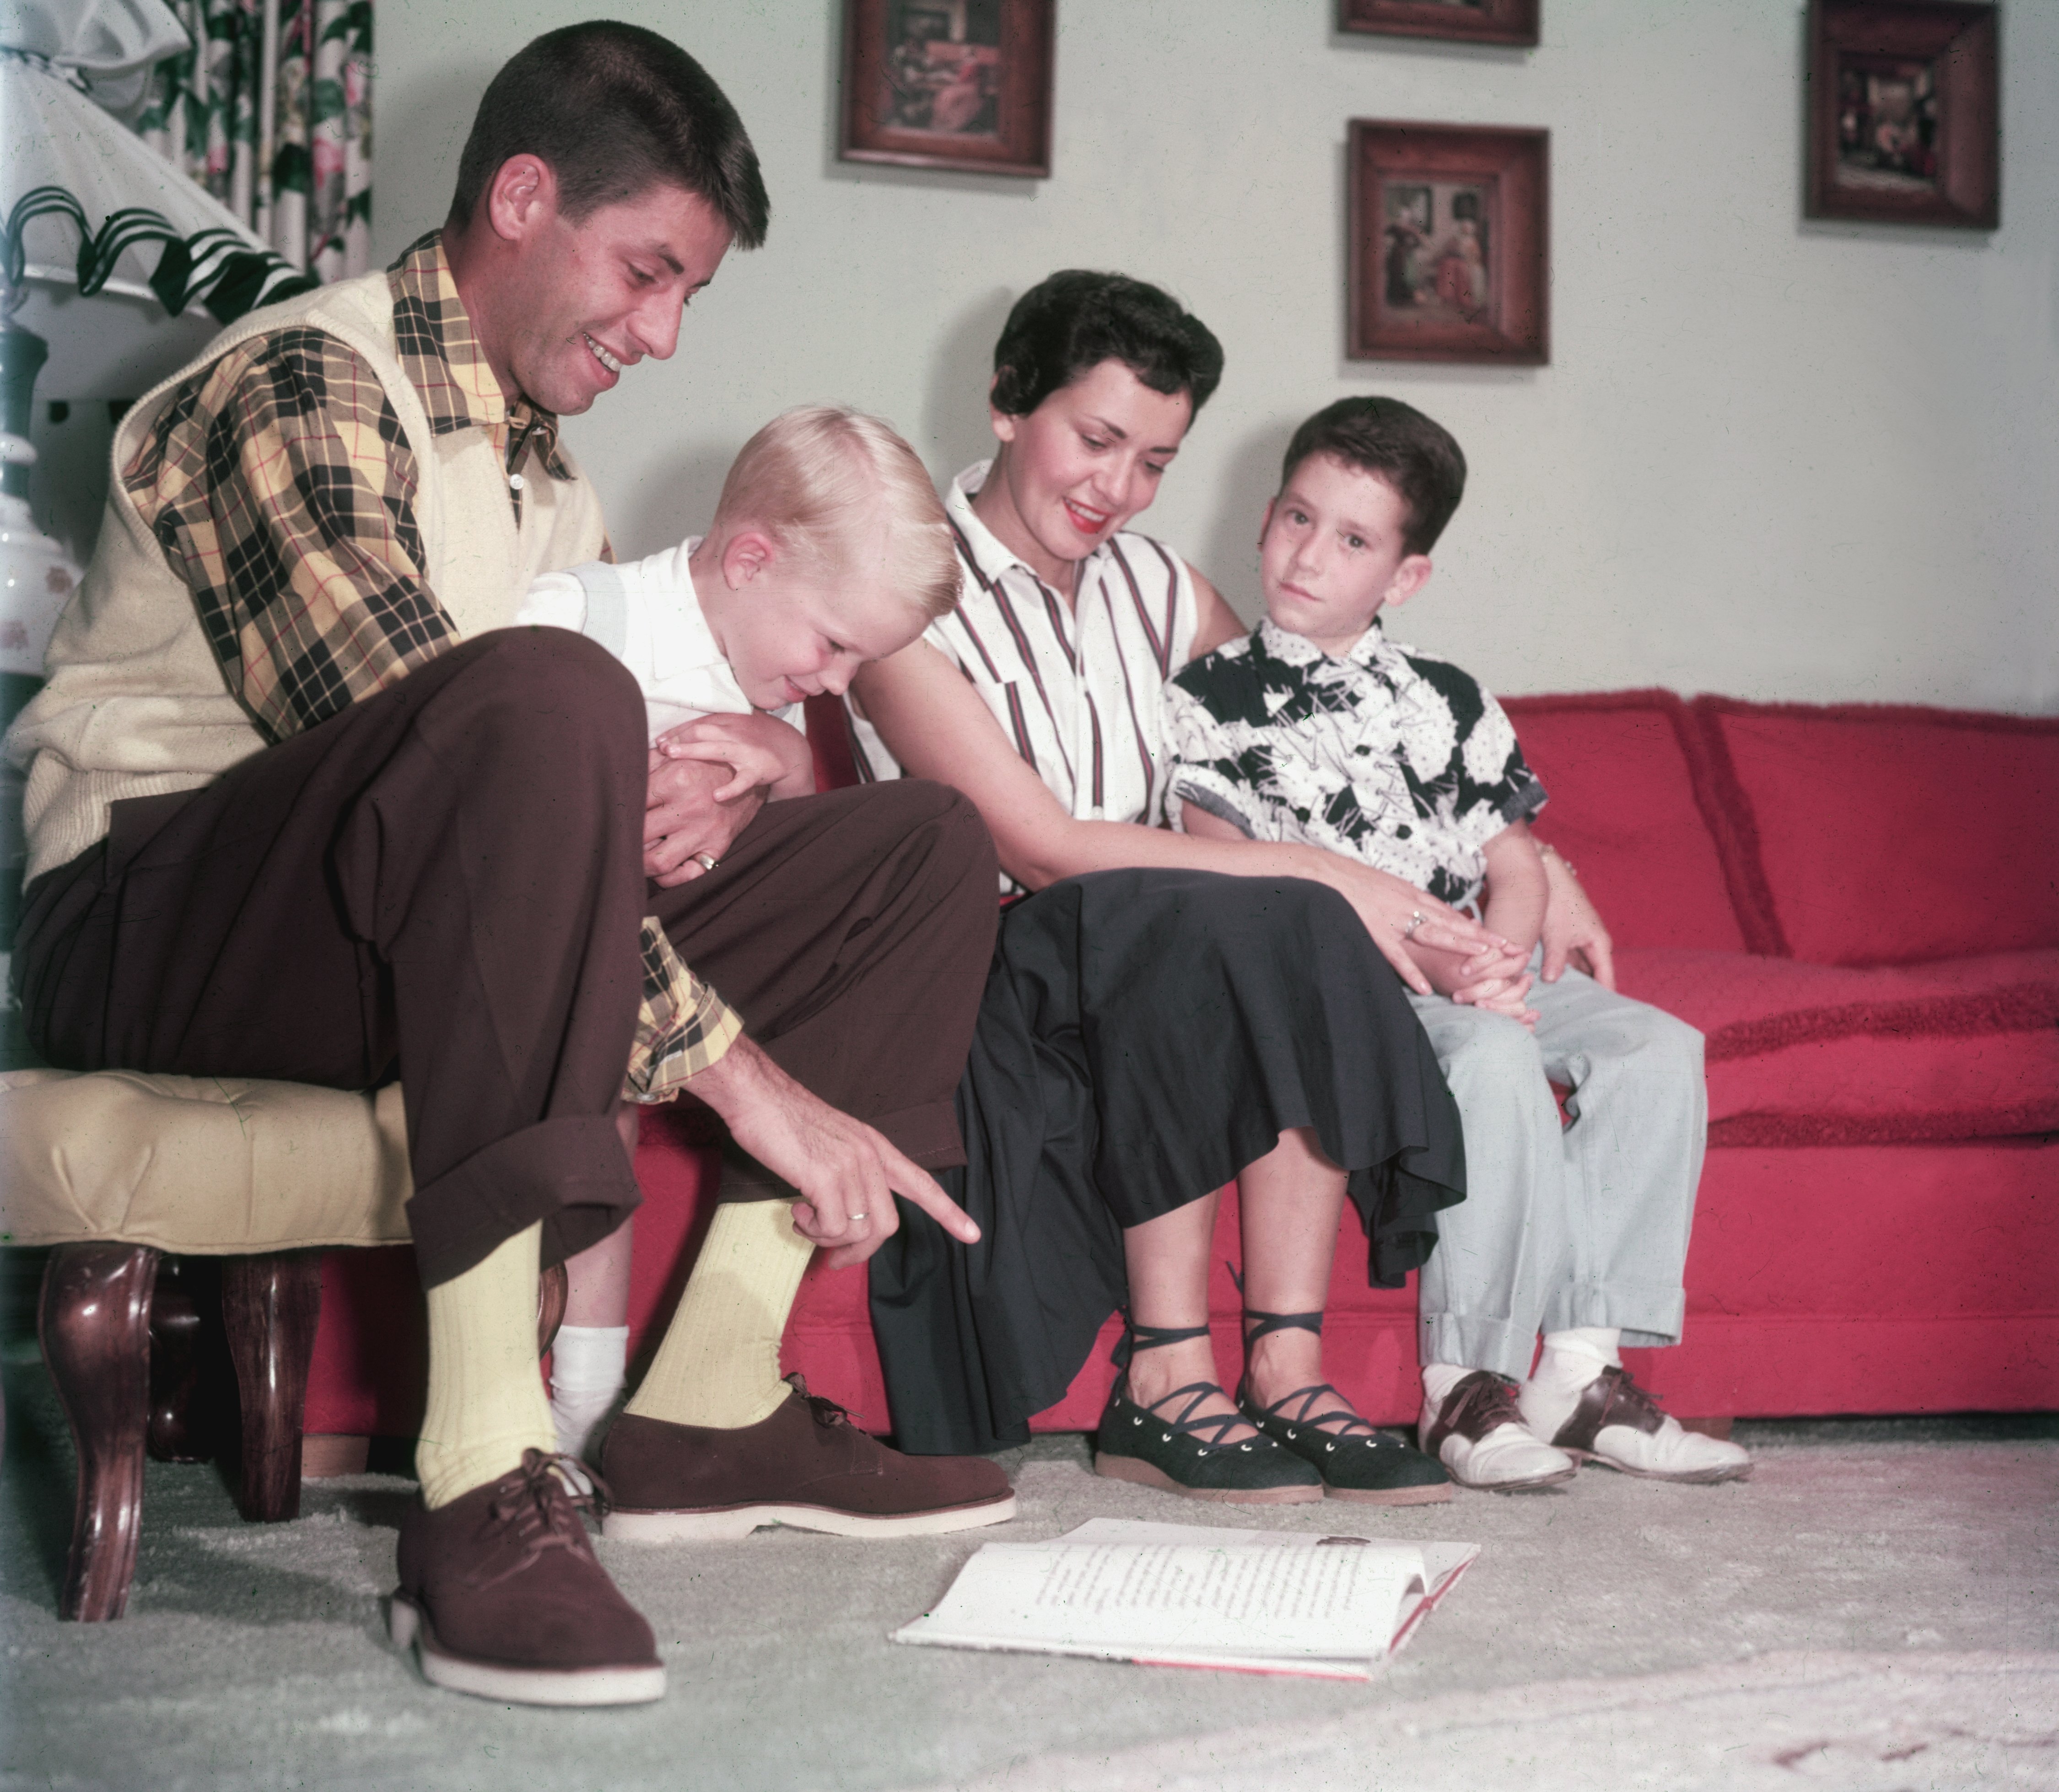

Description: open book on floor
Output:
[892,1517,1478,1681]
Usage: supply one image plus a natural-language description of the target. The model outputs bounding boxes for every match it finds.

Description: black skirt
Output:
[868,867,1466,1454]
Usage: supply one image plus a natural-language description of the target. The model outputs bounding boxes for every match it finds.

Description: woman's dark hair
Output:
[990,270,1224,418]
[1280,396,1467,556]
[449,23,769,248]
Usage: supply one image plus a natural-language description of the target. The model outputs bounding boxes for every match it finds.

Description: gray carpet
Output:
[3,1346,2054,1792]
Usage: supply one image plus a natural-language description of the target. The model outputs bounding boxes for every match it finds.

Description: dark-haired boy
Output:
[1163,397,1750,1494]
[8,23,1009,1705]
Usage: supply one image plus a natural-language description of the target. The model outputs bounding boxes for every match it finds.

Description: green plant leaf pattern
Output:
[131,0,372,286]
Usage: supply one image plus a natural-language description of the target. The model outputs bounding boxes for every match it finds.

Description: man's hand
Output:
[655,712,814,802]
[1537,844,1617,989]
[687,1034,980,1269]
[645,750,764,885]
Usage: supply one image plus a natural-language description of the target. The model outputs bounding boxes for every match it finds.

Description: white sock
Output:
[550,1323,630,1462]
[1520,1327,1622,1440]
[1422,1362,1473,1409]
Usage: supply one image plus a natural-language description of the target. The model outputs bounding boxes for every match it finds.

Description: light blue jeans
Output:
[1409,951,1706,1381]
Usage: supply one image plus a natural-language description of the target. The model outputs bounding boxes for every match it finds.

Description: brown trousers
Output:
[14,631,997,1285]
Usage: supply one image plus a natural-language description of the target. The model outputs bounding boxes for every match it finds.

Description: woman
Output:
[850,271,1574,1504]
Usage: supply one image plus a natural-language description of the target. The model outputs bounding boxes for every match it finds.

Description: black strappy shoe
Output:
[1094,1320,1323,1504]
[1237,1309,1453,1506]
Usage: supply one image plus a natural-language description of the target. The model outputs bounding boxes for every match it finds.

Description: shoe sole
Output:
[1323,1480,1454,1506]
[1094,1453,1323,1505]
[388,1596,665,1706]
[1449,1463,1579,1493]
[603,1491,1017,1542]
[1562,1449,1753,1485]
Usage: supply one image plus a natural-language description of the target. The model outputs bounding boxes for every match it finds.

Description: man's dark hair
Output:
[1280,396,1468,556]
[449,23,769,247]
[991,270,1224,419]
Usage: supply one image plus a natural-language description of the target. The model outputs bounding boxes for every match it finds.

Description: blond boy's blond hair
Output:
[711,405,958,621]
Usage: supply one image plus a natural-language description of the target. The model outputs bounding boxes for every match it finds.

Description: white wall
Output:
[374,0,2059,712]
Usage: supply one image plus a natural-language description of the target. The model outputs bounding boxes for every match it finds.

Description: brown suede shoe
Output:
[601,1376,1017,1541]
[389,1451,664,1705]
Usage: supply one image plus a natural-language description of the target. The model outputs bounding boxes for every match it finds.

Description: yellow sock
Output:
[416,1221,556,1509]
[625,1201,814,1429]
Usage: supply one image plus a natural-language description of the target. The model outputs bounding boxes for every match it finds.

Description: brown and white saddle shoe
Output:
[1421,1370,1578,1493]
[1524,1363,1752,1484]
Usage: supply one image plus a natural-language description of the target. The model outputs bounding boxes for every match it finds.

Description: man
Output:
[8,24,1010,1707]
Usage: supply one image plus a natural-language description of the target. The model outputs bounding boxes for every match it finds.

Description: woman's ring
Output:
[694,852,720,873]
[848,1210,868,1222]
[1403,910,1426,940]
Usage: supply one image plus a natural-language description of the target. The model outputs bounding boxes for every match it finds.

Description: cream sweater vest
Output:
[10,270,608,882]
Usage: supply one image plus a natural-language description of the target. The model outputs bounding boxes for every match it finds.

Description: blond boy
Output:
[512,405,965,1461]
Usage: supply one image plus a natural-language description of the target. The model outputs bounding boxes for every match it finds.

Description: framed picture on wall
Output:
[1338,0,1540,49]
[1806,0,1998,229]
[1348,122,1548,364]
[840,0,1054,178]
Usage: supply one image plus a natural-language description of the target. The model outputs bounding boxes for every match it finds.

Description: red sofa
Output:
[301,691,2059,1449]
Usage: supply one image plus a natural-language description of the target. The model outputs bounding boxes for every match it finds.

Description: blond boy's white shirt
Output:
[515,538,798,739]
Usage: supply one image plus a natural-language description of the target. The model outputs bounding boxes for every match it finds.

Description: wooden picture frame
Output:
[840,0,1053,178]
[1806,0,1998,229]
[1338,0,1539,49]
[1348,122,1549,365]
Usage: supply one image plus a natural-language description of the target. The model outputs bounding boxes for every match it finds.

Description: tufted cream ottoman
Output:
[5,1068,496,1621]
[3,1067,568,1620]
[1,1069,415,1258]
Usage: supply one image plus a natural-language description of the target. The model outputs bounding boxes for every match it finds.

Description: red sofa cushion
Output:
[1692,698,2059,966]
[805,693,862,793]
[1499,691,1747,952]
[1642,1137,2059,1417]
[1617,945,2059,1145]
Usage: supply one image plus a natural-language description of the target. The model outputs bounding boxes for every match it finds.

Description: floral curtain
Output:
[134,0,371,283]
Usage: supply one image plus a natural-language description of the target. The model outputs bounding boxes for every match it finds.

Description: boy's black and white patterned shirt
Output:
[1163,617,1547,909]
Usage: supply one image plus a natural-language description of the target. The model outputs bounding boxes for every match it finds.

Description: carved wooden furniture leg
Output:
[146,1256,219,1463]
[40,1243,159,1622]
[538,1261,569,1357]
[221,1252,322,1523]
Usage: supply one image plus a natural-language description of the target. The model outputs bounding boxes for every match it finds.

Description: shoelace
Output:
[1434,1371,1527,1446]
[1258,1381,1385,1441]
[1115,1319,1260,1449]
[788,1373,857,1431]
[1557,1362,1668,1450]
[1137,1380,1262,1449]
[470,1450,608,1587]
[1238,1306,1383,1443]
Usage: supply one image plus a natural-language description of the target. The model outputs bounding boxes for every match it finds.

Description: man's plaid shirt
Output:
[123,231,740,1099]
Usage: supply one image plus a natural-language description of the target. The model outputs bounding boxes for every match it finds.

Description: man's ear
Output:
[1381,553,1434,610]
[719,528,776,590]
[1257,496,1277,548]
[484,155,556,245]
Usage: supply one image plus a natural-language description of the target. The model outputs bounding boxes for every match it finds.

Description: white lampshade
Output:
[2,4,319,672]
[2,10,312,398]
